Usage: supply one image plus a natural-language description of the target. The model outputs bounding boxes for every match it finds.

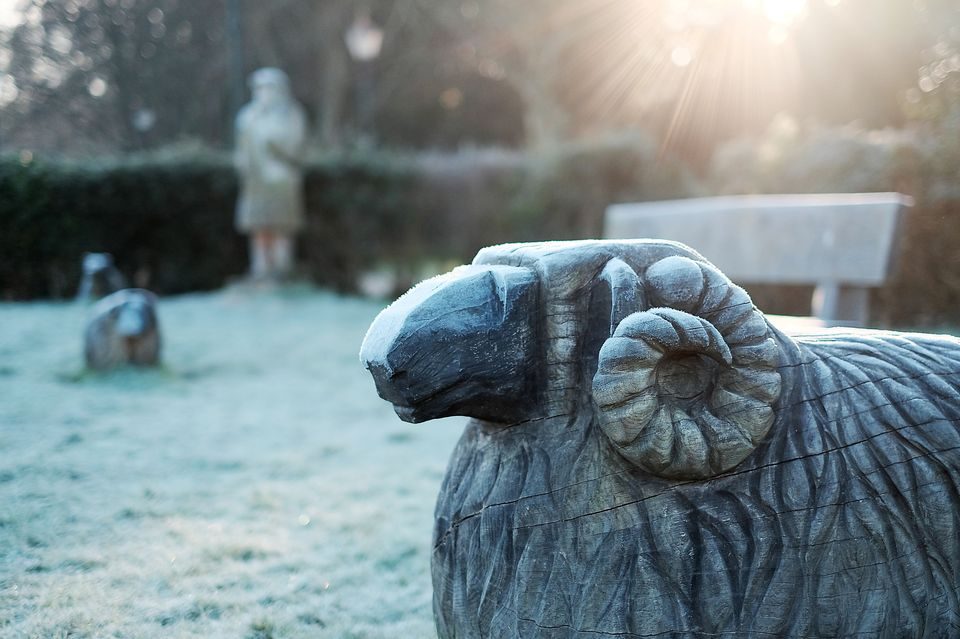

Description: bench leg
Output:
[812,283,870,326]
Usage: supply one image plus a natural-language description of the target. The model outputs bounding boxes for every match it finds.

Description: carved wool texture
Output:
[433,332,960,638]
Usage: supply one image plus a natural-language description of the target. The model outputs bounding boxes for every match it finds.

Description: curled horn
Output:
[592,255,782,479]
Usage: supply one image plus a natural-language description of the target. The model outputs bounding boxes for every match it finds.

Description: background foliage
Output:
[2,0,957,159]
[1,0,959,327]
[0,136,695,300]
[4,114,960,328]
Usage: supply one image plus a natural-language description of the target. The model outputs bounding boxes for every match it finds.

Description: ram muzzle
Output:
[361,264,539,424]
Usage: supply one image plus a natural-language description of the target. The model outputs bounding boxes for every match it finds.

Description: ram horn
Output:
[597,257,645,337]
[592,255,782,479]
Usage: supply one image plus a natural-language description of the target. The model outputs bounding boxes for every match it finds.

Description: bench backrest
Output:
[604,193,912,287]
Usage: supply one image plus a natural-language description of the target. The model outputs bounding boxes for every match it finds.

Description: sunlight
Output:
[0,0,23,29]
[755,0,808,26]
[551,0,810,158]
[664,0,809,32]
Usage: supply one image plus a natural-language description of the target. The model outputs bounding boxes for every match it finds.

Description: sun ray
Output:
[547,0,812,158]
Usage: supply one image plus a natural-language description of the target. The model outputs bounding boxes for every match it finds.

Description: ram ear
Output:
[592,256,782,480]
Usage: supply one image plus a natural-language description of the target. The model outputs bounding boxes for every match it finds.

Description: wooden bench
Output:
[604,193,913,326]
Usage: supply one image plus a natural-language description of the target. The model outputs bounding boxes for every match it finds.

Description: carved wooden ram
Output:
[361,240,960,638]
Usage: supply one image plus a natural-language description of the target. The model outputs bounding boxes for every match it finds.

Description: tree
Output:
[1,0,956,157]
[1,0,237,151]
[0,0,527,152]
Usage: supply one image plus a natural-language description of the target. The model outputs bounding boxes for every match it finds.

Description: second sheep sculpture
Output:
[84,289,161,371]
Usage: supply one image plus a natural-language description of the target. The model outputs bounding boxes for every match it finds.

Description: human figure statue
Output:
[234,67,308,280]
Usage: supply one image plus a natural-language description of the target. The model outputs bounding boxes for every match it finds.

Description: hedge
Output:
[5,123,959,329]
[1,150,244,299]
[0,134,695,300]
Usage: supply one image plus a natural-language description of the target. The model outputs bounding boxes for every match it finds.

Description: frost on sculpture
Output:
[362,239,960,639]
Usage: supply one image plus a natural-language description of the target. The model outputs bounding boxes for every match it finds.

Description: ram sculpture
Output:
[84,288,161,371]
[361,240,960,639]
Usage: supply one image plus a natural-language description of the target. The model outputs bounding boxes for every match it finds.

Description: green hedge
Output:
[10,124,956,328]
[0,135,694,300]
[0,148,424,299]
[0,150,242,299]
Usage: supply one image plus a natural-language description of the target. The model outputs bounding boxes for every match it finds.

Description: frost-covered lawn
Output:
[0,286,463,638]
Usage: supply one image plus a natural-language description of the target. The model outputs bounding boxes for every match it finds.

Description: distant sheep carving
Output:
[362,240,960,638]
[85,289,161,370]
[76,252,127,302]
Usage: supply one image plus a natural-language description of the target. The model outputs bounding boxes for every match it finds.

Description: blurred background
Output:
[1,0,959,325]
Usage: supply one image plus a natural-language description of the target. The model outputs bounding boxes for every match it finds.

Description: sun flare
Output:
[664,0,810,35]
[543,0,816,158]
[750,0,809,26]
